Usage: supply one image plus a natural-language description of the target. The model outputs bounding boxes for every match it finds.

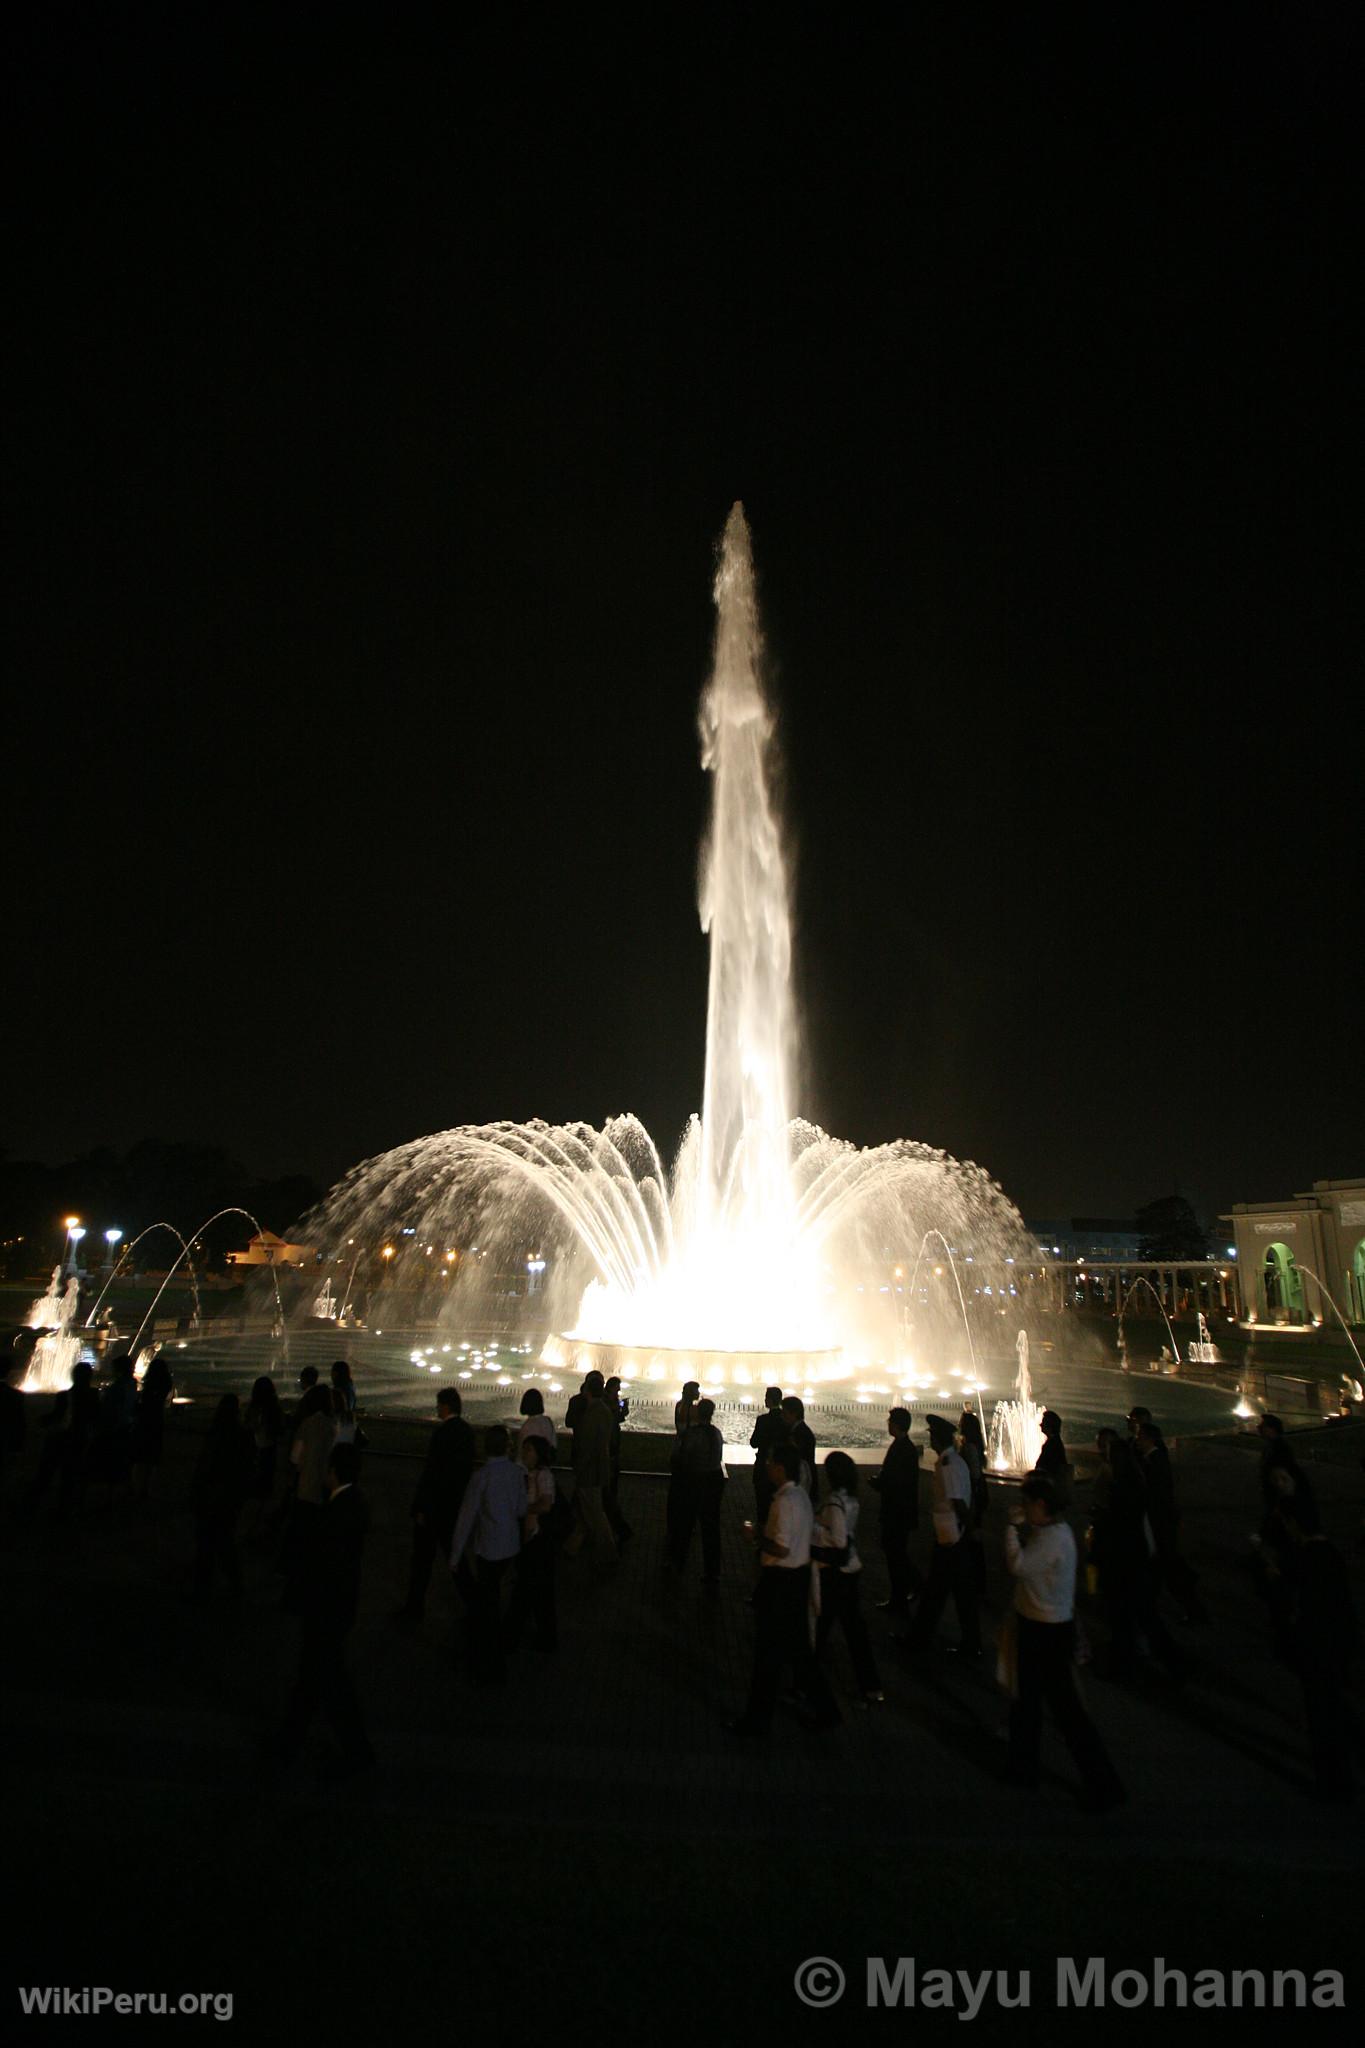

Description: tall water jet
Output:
[698,504,795,1238]
[568,502,833,1360]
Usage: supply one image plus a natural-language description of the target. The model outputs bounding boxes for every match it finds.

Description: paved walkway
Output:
[2,1416,1361,2040]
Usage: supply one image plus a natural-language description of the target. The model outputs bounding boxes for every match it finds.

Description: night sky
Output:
[7,6,1358,1224]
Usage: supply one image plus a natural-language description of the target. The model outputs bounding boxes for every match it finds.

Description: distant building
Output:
[225,1228,315,1269]
[1223,1179,1365,1327]
[1026,1217,1144,1262]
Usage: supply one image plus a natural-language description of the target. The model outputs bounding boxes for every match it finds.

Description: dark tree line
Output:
[0,1142,320,1278]
[1135,1195,1210,1263]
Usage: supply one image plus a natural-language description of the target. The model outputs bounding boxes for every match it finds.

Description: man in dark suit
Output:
[398,1386,475,1620]
[749,1385,786,1536]
[873,1407,922,1613]
[273,1441,375,1779]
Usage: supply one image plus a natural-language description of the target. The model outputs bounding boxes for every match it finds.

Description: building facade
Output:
[1223,1179,1365,1328]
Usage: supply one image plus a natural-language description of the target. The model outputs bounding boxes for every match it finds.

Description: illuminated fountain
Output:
[22,1271,84,1394]
[303,505,1029,1392]
[988,1330,1046,1473]
[26,1267,66,1330]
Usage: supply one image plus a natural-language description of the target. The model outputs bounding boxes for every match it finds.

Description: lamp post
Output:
[64,1221,86,1277]
[104,1227,123,1273]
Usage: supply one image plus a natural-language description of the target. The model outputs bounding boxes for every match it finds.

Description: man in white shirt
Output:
[726,1441,840,1735]
[450,1425,528,1683]
[1004,1475,1126,1811]
[901,1415,981,1659]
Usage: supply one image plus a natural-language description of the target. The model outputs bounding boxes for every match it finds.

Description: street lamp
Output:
[105,1227,123,1269]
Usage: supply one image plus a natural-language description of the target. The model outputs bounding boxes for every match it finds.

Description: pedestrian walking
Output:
[726,1441,840,1735]
[1002,1475,1126,1812]
[900,1415,980,1659]
[450,1425,528,1681]
[191,1393,254,1601]
[780,1396,817,1500]
[873,1407,922,1614]
[1133,1419,1208,1623]
[1034,1409,1071,1505]
[562,1371,618,1567]
[131,1354,175,1499]
[749,1386,786,1536]
[812,1452,883,1704]
[270,1441,375,1781]
[670,1396,726,1583]
[506,1435,560,1653]
[399,1386,475,1622]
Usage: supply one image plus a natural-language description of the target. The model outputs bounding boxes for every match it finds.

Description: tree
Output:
[1135,1195,1208,1262]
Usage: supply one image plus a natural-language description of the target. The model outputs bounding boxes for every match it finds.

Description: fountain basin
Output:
[541,1331,844,1390]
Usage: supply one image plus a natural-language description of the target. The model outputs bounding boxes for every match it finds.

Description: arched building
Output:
[1223,1179,1365,1328]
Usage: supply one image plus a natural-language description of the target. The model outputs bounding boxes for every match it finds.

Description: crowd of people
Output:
[2,1334,1359,1805]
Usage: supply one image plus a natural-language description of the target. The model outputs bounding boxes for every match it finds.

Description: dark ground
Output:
[2,1411,1362,2045]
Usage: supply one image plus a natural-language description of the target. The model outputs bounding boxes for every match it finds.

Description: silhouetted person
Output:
[1134,1419,1208,1623]
[399,1386,475,1621]
[812,1453,883,1704]
[563,1372,617,1566]
[750,1386,786,1536]
[671,1396,726,1583]
[563,1375,590,1437]
[602,1374,632,1545]
[31,1359,98,1513]
[131,1354,174,1498]
[516,1386,556,1452]
[1091,1432,1187,1679]
[88,1353,139,1493]
[901,1415,980,1659]
[727,1441,840,1735]
[191,1393,254,1601]
[506,1434,559,1653]
[1262,1493,1359,1804]
[873,1408,922,1613]
[1003,1475,1126,1812]
[1034,1409,1071,1505]
[674,1380,701,1435]
[271,1441,375,1780]
[1257,1414,1319,1558]
[450,1425,528,1682]
[243,1375,283,1511]
[959,1406,989,1592]
[781,1396,817,1499]
[331,1359,359,1447]
[283,1382,337,1600]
